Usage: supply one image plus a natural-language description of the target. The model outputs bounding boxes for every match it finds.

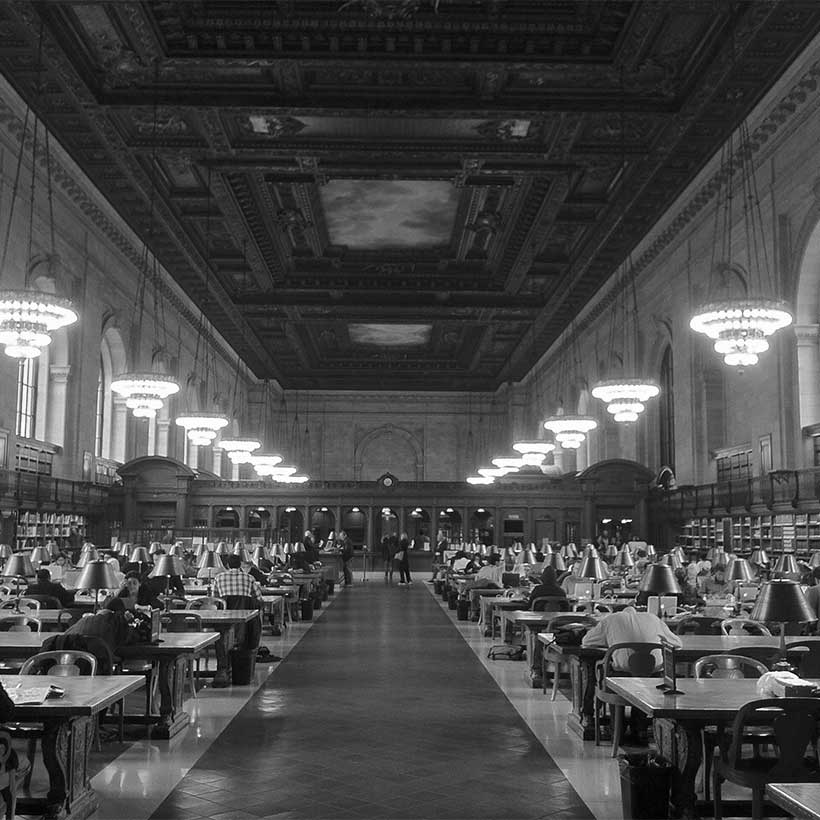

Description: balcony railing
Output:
[0,468,109,510]
[653,467,820,518]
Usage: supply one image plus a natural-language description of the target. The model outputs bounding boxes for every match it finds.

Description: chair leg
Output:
[611,705,624,758]
[23,740,35,790]
[188,659,197,698]
[712,764,722,820]
[752,786,764,820]
[702,733,711,802]
[594,698,601,746]
[551,661,561,701]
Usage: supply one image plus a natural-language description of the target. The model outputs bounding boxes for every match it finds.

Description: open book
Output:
[8,685,64,705]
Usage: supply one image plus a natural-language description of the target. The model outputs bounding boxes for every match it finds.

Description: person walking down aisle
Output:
[339,530,354,587]
[381,535,398,584]
[396,533,412,585]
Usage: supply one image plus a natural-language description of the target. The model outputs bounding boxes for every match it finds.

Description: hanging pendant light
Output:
[511,440,555,466]
[251,453,283,476]
[491,456,522,472]
[111,372,179,419]
[466,475,494,485]
[0,89,78,359]
[591,379,660,423]
[176,411,229,446]
[689,120,792,366]
[219,437,262,464]
[543,414,598,449]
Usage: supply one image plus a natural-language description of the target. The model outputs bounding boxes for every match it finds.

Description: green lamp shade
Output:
[577,555,609,580]
[544,553,566,572]
[251,546,267,566]
[751,580,816,624]
[660,554,683,572]
[197,551,221,570]
[521,549,536,564]
[29,546,51,565]
[3,553,34,578]
[613,548,634,568]
[773,554,799,578]
[639,564,681,595]
[151,555,185,578]
[750,548,770,566]
[725,558,755,583]
[233,548,251,564]
[76,548,100,567]
[542,543,553,555]
[583,544,600,559]
[561,544,578,559]
[214,542,230,555]
[118,542,132,558]
[129,546,151,564]
[168,544,182,556]
[76,559,119,591]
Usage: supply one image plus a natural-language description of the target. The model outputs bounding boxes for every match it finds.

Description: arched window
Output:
[15,358,38,439]
[94,359,104,458]
[659,346,675,470]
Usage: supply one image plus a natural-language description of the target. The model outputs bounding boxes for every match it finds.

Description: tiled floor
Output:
[87,579,624,820]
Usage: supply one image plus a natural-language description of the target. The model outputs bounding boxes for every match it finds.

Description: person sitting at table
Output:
[303,531,321,565]
[101,576,140,612]
[469,552,503,588]
[700,564,727,596]
[106,557,125,587]
[25,567,75,607]
[289,545,316,573]
[449,550,476,573]
[527,566,570,611]
[213,554,263,607]
[674,567,703,607]
[804,567,820,619]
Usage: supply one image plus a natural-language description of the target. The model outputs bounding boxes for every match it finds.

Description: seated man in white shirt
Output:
[472,553,503,587]
[449,551,475,573]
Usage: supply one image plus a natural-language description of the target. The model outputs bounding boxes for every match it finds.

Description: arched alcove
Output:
[354,424,422,481]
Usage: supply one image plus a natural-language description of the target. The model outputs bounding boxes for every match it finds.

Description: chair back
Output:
[163,597,188,610]
[161,612,203,633]
[186,596,226,611]
[785,642,820,677]
[14,598,41,615]
[0,615,40,632]
[574,602,613,614]
[597,641,664,687]
[20,650,97,676]
[22,595,62,610]
[530,596,570,613]
[725,698,820,780]
[694,653,769,679]
[719,618,772,636]
[223,595,255,610]
[673,614,723,635]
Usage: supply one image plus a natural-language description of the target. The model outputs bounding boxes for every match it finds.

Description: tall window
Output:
[94,359,104,458]
[659,346,675,469]
[15,358,38,439]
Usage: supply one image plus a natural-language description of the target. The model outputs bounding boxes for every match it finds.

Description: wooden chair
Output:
[160,612,203,696]
[573,602,612,614]
[186,597,226,611]
[21,595,62,611]
[594,641,663,757]
[0,729,23,820]
[540,614,597,699]
[713,697,820,819]
[15,650,98,789]
[530,596,570,613]
[719,618,771,636]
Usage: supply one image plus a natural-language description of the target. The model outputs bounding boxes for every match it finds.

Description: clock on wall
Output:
[378,473,397,489]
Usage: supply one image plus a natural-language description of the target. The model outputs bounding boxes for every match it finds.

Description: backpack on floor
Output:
[487,644,525,661]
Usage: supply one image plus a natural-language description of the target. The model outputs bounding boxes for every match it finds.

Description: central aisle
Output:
[151,582,594,820]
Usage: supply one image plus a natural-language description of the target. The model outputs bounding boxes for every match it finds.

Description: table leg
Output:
[525,627,542,689]
[153,655,191,739]
[566,654,597,740]
[20,716,97,820]
[212,625,236,688]
[654,717,701,820]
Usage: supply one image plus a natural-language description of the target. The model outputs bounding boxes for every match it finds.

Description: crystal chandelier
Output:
[491,456,522,473]
[219,437,262,463]
[111,372,179,419]
[591,379,660,423]
[511,440,555,466]
[690,120,792,366]
[250,453,283,475]
[689,299,792,367]
[543,414,598,449]
[0,101,78,360]
[466,475,494,485]
[176,412,229,446]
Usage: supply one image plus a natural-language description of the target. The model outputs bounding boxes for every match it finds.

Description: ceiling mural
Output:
[348,324,433,347]
[320,180,459,250]
[0,1,818,389]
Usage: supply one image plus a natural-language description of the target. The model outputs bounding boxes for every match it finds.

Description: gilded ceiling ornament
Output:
[337,0,439,19]
[475,119,535,141]
[131,109,188,136]
[241,114,306,138]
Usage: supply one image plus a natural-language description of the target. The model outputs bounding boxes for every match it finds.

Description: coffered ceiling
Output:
[1,1,818,390]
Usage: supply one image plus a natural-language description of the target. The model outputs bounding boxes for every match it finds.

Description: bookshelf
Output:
[15,511,87,551]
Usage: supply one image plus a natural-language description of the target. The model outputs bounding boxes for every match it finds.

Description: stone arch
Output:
[354,424,423,481]
[791,189,820,430]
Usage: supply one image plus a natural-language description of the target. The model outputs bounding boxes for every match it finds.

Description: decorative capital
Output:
[793,323,820,343]
[49,365,71,384]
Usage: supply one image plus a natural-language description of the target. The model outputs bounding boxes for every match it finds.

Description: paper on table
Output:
[8,687,51,705]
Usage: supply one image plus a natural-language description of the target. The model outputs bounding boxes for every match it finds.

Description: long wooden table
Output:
[541,633,820,741]
[605,676,811,819]
[767,783,820,819]
[162,609,259,687]
[116,632,219,738]
[3,673,144,820]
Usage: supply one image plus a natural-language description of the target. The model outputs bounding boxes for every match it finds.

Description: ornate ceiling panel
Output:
[0,1,819,389]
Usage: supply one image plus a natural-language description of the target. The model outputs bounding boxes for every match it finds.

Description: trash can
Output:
[300,599,314,621]
[447,590,458,610]
[619,753,672,820]
[433,580,443,595]
[230,648,257,685]
[456,598,470,620]
[327,580,335,596]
